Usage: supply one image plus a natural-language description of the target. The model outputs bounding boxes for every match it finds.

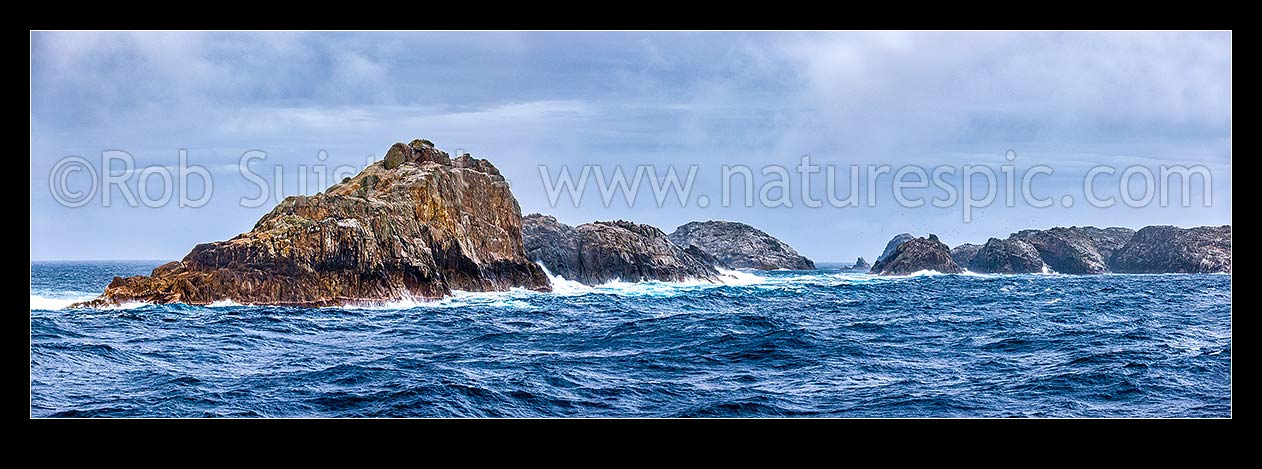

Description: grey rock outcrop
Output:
[1111,225,1231,273]
[870,234,962,275]
[1010,226,1136,274]
[852,257,870,270]
[522,214,581,279]
[967,238,1045,274]
[523,215,721,285]
[667,221,814,270]
[950,243,982,267]
[683,245,730,270]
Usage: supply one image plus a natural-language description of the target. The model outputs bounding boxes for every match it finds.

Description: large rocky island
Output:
[523,214,720,285]
[666,221,814,270]
[74,138,550,307]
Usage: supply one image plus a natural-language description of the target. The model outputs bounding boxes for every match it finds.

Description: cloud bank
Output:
[30,31,1231,261]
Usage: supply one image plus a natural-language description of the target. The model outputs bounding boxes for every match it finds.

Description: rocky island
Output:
[949,243,981,267]
[869,234,962,275]
[523,214,721,285]
[876,233,914,264]
[666,220,815,270]
[1110,225,1232,273]
[878,225,1231,276]
[74,138,550,307]
[966,237,1046,274]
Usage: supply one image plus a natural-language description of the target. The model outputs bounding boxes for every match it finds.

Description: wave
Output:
[538,264,596,296]
[30,260,1232,418]
[716,269,765,286]
[899,269,948,277]
[340,289,534,310]
[31,290,162,311]
[538,263,764,298]
[30,294,93,311]
[103,301,151,310]
[31,265,1227,312]
[31,292,157,311]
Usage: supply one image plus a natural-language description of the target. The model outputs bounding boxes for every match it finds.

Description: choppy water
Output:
[30,261,1231,417]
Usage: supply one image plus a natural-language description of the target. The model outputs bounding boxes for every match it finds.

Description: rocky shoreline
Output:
[71,137,1231,307]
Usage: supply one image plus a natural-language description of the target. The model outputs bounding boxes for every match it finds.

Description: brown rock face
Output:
[74,139,550,307]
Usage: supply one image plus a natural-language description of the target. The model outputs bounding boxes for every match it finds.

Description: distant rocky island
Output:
[522,214,721,285]
[876,225,1231,276]
[71,137,1231,307]
[518,217,815,286]
[870,234,962,275]
[667,221,815,270]
[875,233,915,265]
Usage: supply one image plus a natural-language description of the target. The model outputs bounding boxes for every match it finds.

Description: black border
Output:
[25,5,1235,30]
[23,7,1232,445]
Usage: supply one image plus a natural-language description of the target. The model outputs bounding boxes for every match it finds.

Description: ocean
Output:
[30,261,1231,417]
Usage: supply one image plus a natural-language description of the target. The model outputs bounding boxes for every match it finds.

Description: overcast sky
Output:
[30,31,1231,262]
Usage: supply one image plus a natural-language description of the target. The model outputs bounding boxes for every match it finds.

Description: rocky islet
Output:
[666,221,815,270]
[869,234,963,275]
[523,215,722,285]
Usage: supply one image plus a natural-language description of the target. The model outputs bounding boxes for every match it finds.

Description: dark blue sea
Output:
[30,261,1231,417]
